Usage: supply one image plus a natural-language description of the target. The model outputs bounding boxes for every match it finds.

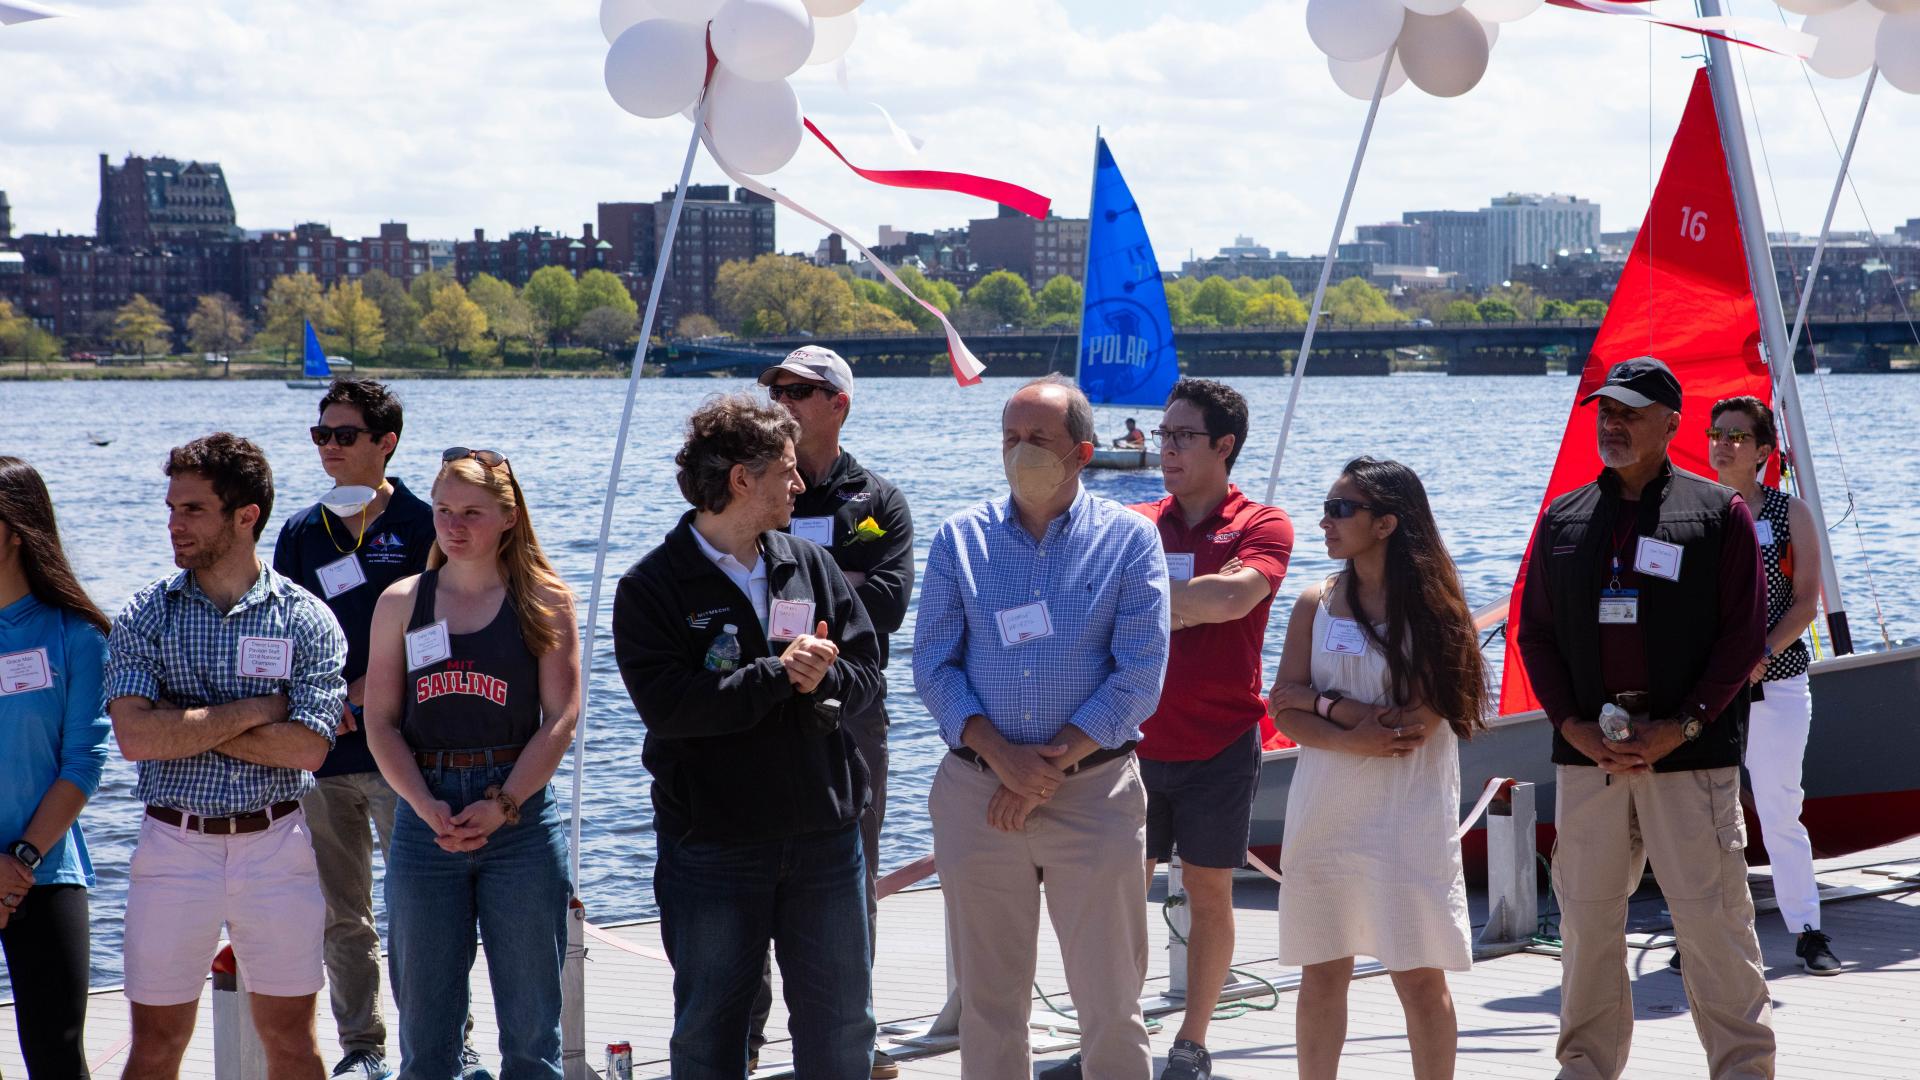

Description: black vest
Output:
[1539,462,1749,772]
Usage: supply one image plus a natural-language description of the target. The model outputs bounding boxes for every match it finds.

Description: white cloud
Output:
[0,0,1911,265]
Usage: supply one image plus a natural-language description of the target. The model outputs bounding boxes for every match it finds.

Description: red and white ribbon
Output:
[1547,0,1816,58]
[805,119,1051,221]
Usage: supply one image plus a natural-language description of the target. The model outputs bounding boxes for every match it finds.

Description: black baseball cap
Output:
[1581,356,1683,413]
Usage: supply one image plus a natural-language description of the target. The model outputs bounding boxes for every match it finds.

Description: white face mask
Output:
[1004,442,1076,504]
[320,485,377,519]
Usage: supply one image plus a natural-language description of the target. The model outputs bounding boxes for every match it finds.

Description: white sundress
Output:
[1276,587,1472,973]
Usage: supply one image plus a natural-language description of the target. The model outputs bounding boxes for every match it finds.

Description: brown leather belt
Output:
[951,741,1137,777]
[415,745,526,771]
[146,800,301,836]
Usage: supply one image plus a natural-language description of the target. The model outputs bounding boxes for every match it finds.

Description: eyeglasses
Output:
[311,425,377,447]
[767,383,825,402]
[1151,428,1212,450]
[442,447,510,471]
[1324,498,1385,520]
[1705,427,1755,446]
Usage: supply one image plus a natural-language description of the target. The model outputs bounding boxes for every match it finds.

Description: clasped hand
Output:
[414,797,506,853]
[781,620,839,694]
[1343,706,1430,758]
[0,854,33,929]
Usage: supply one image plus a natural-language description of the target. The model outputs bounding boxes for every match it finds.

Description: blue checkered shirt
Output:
[913,485,1170,749]
[104,565,346,816]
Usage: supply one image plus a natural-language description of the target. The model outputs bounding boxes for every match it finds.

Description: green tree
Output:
[262,273,327,361]
[964,270,1035,327]
[324,280,385,359]
[114,294,171,360]
[1165,277,1199,326]
[1035,275,1083,321]
[1190,277,1248,326]
[360,269,420,347]
[1574,299,1608,320]
[1243,291,1308,326]
[576,305,639,358]
[850,301,915,333]
[523,266,582,346]
[578,268,637,318]
[890,266,962,332]
[1476,297,1520,322]
[714,255,853,335]
[0,300,60,369]
[418,282,488,369]
[186,294,249,361]
[740,309,788,336]
[467,274,538,364]
[1539,299,1576,320]
[1322,277,1404,325]
[673,313,724,339]
[1441,299,1482,322]
[408,269,457,314]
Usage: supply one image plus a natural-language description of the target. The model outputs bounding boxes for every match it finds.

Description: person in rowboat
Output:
[1516,357,1774,1080]
[362,448,580,1080]
[1266,457,1482,1080]
[1112,417,1147,448]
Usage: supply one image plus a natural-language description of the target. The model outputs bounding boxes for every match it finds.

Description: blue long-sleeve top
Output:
[0,593,110,888]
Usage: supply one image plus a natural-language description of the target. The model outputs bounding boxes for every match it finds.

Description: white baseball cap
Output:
[758,345,854,396]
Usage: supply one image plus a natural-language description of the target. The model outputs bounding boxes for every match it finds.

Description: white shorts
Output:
[123,808,326,1006]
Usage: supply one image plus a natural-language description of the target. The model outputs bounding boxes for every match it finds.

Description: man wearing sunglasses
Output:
[272,379,437,1080]
[1516,356,1774,1079]
[755,345,914,1079]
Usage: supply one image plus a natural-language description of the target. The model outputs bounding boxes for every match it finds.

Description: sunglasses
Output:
[443,446,510,471]
[767,383,826,402]
[1324,498,1385,520]
[1705,427,1756,446]
[311,425,378,447]
[1151,428,1211,450]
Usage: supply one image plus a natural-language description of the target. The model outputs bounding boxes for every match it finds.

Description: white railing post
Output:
[1474,782,1538,957]
[211,944,268,1080]
[1165,857,1191,1001]
[563,899,595,1080]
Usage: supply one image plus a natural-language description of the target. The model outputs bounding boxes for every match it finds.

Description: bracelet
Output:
[482,785,522,826]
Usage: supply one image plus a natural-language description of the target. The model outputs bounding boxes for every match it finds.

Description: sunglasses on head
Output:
[1324,498,1385,520]
[443,447,510,471]
[1705,427,1755,446]
[311,425,378,447]
[767,383,826,402]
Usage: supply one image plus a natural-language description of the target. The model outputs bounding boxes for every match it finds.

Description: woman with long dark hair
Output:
[1266,456,1486,1080]
[363,449,580,1079]
[0,457,113,1078]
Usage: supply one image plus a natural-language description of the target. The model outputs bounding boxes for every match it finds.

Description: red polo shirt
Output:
[1131,485,1295,761]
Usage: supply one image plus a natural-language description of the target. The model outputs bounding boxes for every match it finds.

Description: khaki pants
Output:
[929,752,1150,1080]
[301,770,399,1054]
[1552,764,1775,1080]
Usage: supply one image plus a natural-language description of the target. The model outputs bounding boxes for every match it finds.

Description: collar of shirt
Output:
[161,562,283,615]
[993,482,1090,545]
[690,524,771,629]
[1148,484,1250,543]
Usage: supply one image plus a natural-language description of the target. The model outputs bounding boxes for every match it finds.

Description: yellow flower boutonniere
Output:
[852,515,887,543]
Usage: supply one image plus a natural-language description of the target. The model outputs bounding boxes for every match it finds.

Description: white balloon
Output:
[1464,0,1543,23]
[1399,9,1491,97]
[712,0,815,82]
[1403,0,1465,14]
[1804,3,1885,78]
[1480,15,1499,45]
[600,0,659,44]
[803,0,862,15]
[653,0,725,19]
[1327,50,1409,99]
[605,19,711,119]
[805,11,857,65]
[1877,12,1920,92]
[1306,0,1406,61]
[1865,0,1920,14]
[707,68,804,174]
[1774,0,1854,13]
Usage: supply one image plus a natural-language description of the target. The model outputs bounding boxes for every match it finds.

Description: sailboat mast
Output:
[1074,128,1099,387]
[1695,0,1853,655]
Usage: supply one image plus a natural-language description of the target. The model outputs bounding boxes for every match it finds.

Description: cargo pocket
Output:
[1708,767,1750,913]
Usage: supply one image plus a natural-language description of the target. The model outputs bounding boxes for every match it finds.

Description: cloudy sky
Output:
[0,0,1911,263]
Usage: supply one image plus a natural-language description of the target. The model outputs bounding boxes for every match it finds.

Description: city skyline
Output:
[0,0,1913,263]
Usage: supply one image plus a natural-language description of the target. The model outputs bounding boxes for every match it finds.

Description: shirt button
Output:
[1023,670,1031,677]
[1024,712,1032,721]
[1038,550,1047,557]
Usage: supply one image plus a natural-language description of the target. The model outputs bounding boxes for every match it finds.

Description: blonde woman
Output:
[364,448,580,1080]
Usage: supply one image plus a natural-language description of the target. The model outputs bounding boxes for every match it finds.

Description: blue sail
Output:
[302,319,330,379]
[1076,137,1177,407]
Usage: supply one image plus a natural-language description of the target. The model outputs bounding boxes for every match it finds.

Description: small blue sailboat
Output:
[284,318,334,389]
[1076,133,1177,469]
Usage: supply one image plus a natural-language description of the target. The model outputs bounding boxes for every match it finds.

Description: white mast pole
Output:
[1074,128,1099,387]
[1695,2,1853,654]
[1782,69,1877,375]
[1262,48,1395,505]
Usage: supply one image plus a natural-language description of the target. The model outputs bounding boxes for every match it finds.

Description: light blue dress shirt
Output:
[913,485,1170,749]
[0,593,110,888]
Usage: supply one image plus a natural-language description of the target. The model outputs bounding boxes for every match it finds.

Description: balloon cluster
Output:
[601,0,864,174]
[1307,0,1542,100]
[1794,0,1920,93]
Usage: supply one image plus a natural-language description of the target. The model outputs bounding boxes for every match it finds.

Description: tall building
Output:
[0,190,11,241]
[96,153,242,247]
[647,185,775,325]
[453,223,614,287]
[1402,210,1490,289]
[245,222,429,305]
[1355,221,1427,266]
[1483,193,1600,287]
[967,206,1088,287]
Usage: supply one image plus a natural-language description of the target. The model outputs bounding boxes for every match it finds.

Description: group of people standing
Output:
[0,348,1830,1080]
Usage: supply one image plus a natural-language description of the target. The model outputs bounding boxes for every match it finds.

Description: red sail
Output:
[1498,69,1776,716]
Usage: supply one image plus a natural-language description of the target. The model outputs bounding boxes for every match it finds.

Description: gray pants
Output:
[301,770,399,1055]
[748,705,888,1055]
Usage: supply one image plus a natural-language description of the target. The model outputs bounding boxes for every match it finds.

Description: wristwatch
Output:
[1679,717,1705,742]
[6,840,41,872]
[1315,689,1345,719]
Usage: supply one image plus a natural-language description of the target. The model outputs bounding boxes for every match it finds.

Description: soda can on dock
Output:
[606,1041,633,1080]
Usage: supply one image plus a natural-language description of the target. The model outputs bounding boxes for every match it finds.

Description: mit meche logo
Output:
[687,607,731,630]
[836,490,872,502]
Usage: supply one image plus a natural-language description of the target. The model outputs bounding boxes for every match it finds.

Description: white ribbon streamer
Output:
[1453,776,1516,843]
[1558,0,1816,58]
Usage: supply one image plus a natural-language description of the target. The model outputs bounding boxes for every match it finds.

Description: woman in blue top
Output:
[0,456,113,1078]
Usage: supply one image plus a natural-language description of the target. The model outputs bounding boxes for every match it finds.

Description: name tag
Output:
[1754,519,1775,547]
[1164,552,1195,582]
[0,648,53,695]
[236,636,294,680]
[1633,536,1683,581]
[768,598,816,641]
[791,516,835,548]
[406,620,452,671]
[315,554,367,599]
[1599,588,1640,625]
[995,601,1054,647]
[1322,617,1368,655]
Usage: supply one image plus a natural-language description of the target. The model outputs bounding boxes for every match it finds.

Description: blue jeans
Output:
[655,823,874,1079]
[387,765,571,1080]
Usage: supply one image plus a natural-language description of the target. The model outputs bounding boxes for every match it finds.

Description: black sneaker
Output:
[331,1050,392,1080]
[458,1042,493,1080]
[1161,1038,1213,1080]
[871,1048,901,1078]
[1797,926,1841,975]
[1668,949,1682,972]
[1038,1053,1083,1079]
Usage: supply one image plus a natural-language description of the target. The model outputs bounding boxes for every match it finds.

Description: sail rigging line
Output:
[1261,46,1396,505]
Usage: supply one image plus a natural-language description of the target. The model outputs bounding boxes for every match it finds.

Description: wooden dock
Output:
[6,839,1917,1079]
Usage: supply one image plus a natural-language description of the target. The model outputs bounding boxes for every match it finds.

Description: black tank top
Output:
[401,569,544,751]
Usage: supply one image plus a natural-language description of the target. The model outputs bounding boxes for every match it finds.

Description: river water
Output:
[2,372,1915,994]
